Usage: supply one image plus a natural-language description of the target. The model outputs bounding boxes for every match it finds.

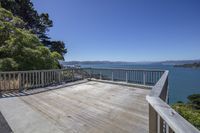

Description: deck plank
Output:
[0,81,150,133]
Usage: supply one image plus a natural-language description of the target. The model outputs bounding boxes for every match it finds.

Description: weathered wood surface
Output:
[147,96,200,133]
[147,70,200,133]
[0,81,150,133]
[0,111,13,133]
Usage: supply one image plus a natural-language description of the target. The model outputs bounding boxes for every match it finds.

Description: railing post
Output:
[149,104,158,133]
[112,72,114,81]
[82,69,84,79]
[100,72,102,80]
[58,70,61,83]
[72,69,74,81]
[157,115,164,133]
[8,73,10,90]
[126,71,128,83]
[41,71,44,87]
[0,73,2,97]
[166,124,174,133]
[143,71,146,85]
[89,68,92,79]
[18,72,22,92]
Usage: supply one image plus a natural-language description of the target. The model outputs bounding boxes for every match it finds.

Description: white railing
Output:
[146,70,199,133]
[0,68,199,133]
[0,68,88,92]
[84,68,164,86]
[85,68,199,133]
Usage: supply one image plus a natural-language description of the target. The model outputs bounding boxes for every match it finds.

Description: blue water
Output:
[81,63,200,104]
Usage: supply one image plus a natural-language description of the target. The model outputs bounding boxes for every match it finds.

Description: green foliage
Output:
[172,103,200,130]
[172,94,200,130]
[0,58,18,71]
[50,41,67,60]
[174,62,200,68]
[0,7,61,71]
[188,94,200,109]
[0,0,67,59]
[0,0,52,39]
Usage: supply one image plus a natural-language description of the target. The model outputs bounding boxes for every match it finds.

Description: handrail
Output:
[84,67,164,86]
[0,68,199,132]
[146,70,199,133]
[83,67,165,72]
[0,68,88,93]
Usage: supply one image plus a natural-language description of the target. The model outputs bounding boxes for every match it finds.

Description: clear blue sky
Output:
[32,0,200,62]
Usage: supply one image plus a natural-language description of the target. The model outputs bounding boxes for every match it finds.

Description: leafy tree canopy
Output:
[0,7,62,71]
[0,0,67,59]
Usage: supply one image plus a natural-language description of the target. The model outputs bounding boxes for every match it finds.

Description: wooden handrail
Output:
[1,68,198,132]
[146,70,199,133]
[85,68,164,86]
[84,67,165,72]
[0,69,88,92]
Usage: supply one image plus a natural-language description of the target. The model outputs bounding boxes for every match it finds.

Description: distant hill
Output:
[60,59,200,67]
[61,59,200,66]
[174,62,200,68]
[159,60,200,65]
[60,61,157,66]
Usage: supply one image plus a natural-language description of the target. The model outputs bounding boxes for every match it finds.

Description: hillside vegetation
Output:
[172,94,200,130]
[174,62,200,68]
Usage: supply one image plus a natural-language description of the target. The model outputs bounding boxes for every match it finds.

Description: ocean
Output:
[80,63,200,104]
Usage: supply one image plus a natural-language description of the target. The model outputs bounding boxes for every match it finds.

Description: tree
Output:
[0,0,52,39]
[0,7,62,71]
[41,39,67,59]
[0,0,67,59]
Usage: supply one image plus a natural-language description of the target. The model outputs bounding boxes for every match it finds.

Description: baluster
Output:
[38,72,40,87]
[13,73,15,90]
[51,71,53,83]
[112,72,114,81]
[3,74,6,91]
[45,71,47,85]
[0,73,1,95]
[149,104,158,133]
[31,72,33,88]
[99,72,102,79]
[126,71,128,83]
[18,73,21,91]
[41,71,44,87]
[8,73,11,90]
[33,72,35,88]
[53,71,55,83]
[143,71,146,85]
[166,124,174,133]
[72,69,74,81]
[47,71,49,85]
[157,115,164,133]
[46,71,48,85]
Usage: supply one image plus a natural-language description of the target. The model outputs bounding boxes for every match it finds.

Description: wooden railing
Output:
[86,68,199,132]
[0,68,199,132]
[0,68,89,92]
[84,68,164,86]
[146,70,199,133]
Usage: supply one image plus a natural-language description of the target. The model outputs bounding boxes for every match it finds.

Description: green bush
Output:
[172,94,200,130]
[0,58,18,71]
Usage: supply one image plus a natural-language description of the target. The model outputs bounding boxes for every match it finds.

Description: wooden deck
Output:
[0,81,150,133]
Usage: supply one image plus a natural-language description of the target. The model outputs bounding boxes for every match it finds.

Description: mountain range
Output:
[60,59,200,66]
